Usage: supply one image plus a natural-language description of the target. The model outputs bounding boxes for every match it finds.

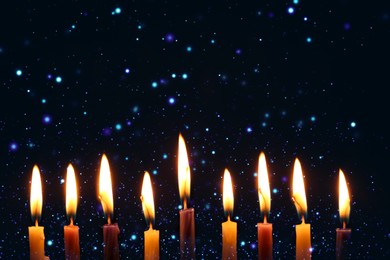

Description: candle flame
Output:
[292,158,308,219]
[223,169,234,215]
[178,134,191,204]
[258,152,271,216]
[141,171,155,224]
[339,169,351,224]
[66,164,78,218]
[98,154,114,218]
[30,165,43,222]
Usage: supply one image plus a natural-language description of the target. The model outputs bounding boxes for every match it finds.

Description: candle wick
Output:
[343,220,346,229]
[70,217,74,226]
[149,222,153,230]
[107,215,111,225]
[227,213,230,221]
[264,215,267,224]
[301,215,305,224]
[183,198,187,210]
[35,218,38,227]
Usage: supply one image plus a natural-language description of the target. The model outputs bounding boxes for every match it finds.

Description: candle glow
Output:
[99,154,114,219]
[292,158,307,218]
[339,169,350,225]
[178,133,191,205]
[258,152,271,217]
[141,171,155,223]
[223,169,234,215]
[30,165,43,221]
[66,164,78,218]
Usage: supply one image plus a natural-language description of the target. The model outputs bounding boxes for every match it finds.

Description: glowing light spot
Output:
[310,116,316,122]
[182,73,188,79]
[177,205,182,210]
[125,68,130,74]
[16,69,22,76]
[115,8,121,14]
[350,121,356,128]
[132,106,139,113]
[211,150,216,155]
[272,188,278,194]
[55,76,62,83]
[235,49,242,55]
[168,97,175,104]
[115,123,122,130]
[42,115,52,125]
[171,235,176,239]
[265,113,270,118]
[288,7,294,14]
[171,73,176,78]
[304,17,308,21]
[210,39,215,44]
[293,0,299,4]
[60,179,65,184]
[162,153,168,159]
[41,99,46,104]
[306,37,312,43]
[262,122,267,127]
[165,33,175,43]
[152,170,158,175]
[152,81,158,88]
[186,46,192,52]
[137,25,142,30]
[246,127,253,133]
[9,142,18,151]
[253,172,258,177]
[130,234,136,240]
[240,241,246,246]
[47,240,53,246]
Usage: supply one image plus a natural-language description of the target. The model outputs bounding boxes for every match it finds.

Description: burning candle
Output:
[64,164,80,260]
[292,158,311,260]
[141,171,160,260]
[336,169,351,260]
[257,152,273,260]
[222,169,237,260]
[99,154,120,260]
[29,165,49,260]
[178,134,196,259]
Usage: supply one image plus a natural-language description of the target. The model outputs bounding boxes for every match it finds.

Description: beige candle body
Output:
[29,226,46,260]
[179,207,195,259]
[144,227,159,260]
[295,222,311,260]
[336,228,351,260]
[103,223,120,260]
[64,224,80,260]
[258,222,272,260]
[222,218,237,260]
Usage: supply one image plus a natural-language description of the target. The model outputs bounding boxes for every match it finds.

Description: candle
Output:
[141,171,160,260]
[178,134,196,259]
[99,154,120,260]
[257,152,273,260]
[29,165,49,260]
[222,169,237,260]
[64,164,80,260]
[336,169,351,260]
[292,158,311,260]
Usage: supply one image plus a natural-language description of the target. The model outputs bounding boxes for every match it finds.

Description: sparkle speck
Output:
[55,76,62,83]
[186,46,192,52]
[182,73,188,79]
[42,115,52,125]
[152,81,158,88]
[16,69,22,76]
[9,142,18,151]
[306,37,312,43]
[47,240,53,246]
[288,7,294,14]
[350,121,356,128]
[130,234,136,240]
[168,97,175,104]
[115,123,122,130]
[125,68,130,74]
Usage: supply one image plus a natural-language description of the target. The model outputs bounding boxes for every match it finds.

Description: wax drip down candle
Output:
[141,171,160,260]
[178,134,196,259]
[29,165,50,260]
[98,154,120,260]
[64,164,80,260]
[336,169,351,260]
[257,152,273,260]
[292,158,311,260]
[222,169,237,260]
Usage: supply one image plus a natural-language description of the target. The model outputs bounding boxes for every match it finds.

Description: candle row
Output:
[28,134,352,260]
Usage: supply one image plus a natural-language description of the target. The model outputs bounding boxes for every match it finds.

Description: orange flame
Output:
[98,154,114,219]
[66,164,78,219]
[30,165,43,222]
[141,171,155,224]
[178,134,191,205]
[292,158,308,219]
[223,169,234,216]
[258,152,271,217]
[339,169,351,225]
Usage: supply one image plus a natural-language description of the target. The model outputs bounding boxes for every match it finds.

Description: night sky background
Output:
[1,0,389,259]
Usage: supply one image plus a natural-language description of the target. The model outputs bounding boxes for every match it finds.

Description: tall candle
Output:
[141,171,160,260]
[222,169,237,260]
[292,158,311,260]
[99,154,120,260]
[29,165,49,260]
[64,164,80,260]
[257,152,273,260]
[178,134,196,259]
[336,169,351,260]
